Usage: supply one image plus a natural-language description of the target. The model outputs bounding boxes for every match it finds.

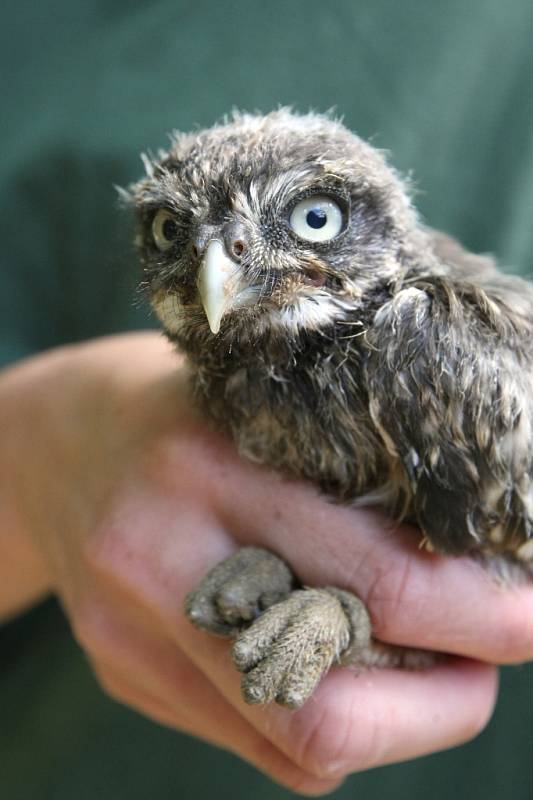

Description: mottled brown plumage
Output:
[128,109,533,707]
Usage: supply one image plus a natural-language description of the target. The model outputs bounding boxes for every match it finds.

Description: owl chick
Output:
[129,109,533,709]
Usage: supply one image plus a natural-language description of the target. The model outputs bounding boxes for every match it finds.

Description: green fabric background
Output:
[1,1,533,798]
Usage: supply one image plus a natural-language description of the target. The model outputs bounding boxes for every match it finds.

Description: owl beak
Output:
[196,239,241,334]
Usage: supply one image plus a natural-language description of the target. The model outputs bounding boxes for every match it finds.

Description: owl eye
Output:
[152,209,179,251]
[289,195,343,243]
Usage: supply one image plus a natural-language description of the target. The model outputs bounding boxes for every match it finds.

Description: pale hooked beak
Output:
[196,239,244,334]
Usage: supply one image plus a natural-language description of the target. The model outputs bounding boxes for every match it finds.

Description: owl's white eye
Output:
[289,195,344,242]
[152,209,179,251]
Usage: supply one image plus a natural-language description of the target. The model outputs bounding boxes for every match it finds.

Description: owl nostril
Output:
[191,243,200,259]
[223,220,249,261]
[231,240,246,259]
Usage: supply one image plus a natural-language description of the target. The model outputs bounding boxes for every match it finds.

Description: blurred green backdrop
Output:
[1,1,533,798]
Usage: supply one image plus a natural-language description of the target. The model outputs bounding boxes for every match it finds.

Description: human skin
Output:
[2,332,533,794]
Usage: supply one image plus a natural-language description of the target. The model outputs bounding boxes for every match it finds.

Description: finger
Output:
[91,660,340,797]
[79,615,340,796]
[214,471,533,663]
[179,616,498,780]
[282,658,498,778]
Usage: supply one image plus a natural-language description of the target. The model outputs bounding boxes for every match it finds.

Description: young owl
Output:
[129,109,533,709]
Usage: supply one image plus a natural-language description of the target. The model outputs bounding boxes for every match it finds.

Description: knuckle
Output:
[289,695,387,778]
[81,515,191,629]
[291,704,342,778]
[82,520,159,602]
[362,553,416,638]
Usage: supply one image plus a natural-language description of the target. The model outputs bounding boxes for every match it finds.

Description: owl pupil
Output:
[306,208,327,229]
[162,218,178,240]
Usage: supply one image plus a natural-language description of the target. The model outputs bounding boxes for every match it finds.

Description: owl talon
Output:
[185,547,295,637]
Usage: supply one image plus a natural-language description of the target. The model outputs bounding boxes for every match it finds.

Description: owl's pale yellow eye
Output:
[289,195,343,243]
[152,209,179,251]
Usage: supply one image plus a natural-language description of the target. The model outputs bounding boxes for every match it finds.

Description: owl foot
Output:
[185,547,430,709]
[233,587,372,708]
[185,547,295,636]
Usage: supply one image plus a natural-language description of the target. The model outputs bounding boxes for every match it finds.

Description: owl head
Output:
[129,109,422,353]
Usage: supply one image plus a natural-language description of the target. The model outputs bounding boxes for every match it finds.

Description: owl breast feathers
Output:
[129,109,533,566]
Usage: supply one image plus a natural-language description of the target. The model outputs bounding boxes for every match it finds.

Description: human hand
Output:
[1,332,531,794]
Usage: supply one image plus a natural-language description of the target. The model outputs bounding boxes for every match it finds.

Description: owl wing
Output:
[363,248,533,559]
